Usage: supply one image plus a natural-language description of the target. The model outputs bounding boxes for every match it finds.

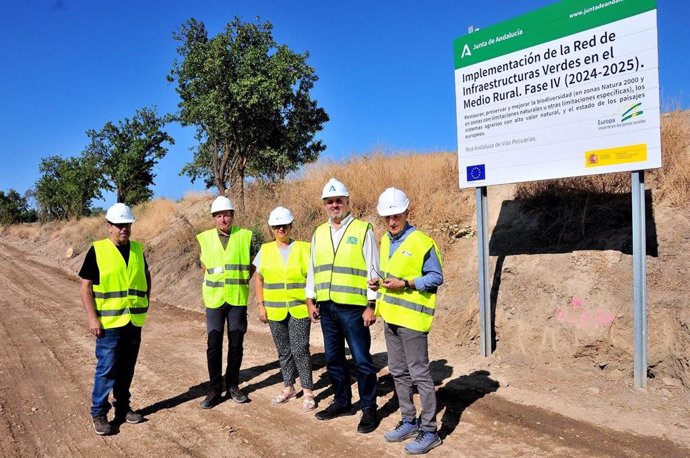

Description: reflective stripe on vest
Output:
[313,219,370,306]
[92,239,149,329]
[197,227,252,308]
[258,240,310,321]
[377,230,441,333]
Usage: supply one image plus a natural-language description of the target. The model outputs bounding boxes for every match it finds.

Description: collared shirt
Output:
[386,223,443,292]
[305,213,379,300]
[216,227,256,256]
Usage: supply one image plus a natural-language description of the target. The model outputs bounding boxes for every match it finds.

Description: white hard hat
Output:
[377,187,410,216]
[321,178,349,199]
[268,206,294,226]
[106,203,136,224]
[211,196,235,214]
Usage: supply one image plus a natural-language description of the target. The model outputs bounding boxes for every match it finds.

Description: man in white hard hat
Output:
[79,203,151,435]
[196,195,255,408]
[306,178,381,433]
[368,187,444,454]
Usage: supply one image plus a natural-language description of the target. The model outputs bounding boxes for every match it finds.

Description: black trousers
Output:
[205,304,247,394]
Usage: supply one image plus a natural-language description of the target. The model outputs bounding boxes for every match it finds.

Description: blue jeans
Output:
[91,322,142,417]
[319,301,377,410]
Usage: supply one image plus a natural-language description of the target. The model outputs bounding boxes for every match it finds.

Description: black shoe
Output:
[200,392,223,409]
[357,408,380,434]
[227,386,248,404]
[92,415,112,435]
[315,402,356,421]
[115,410,144,424]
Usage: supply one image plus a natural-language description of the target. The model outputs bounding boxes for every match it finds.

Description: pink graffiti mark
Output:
[569,296,583,310]
[555,298,615,330]
[595,310,616,328]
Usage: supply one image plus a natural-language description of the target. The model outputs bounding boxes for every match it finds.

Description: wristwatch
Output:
[403,279,410,289]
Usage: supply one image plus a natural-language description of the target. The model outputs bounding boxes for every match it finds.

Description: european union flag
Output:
[466,164,486,182]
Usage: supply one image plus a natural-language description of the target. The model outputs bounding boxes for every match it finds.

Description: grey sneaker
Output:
[116,410,144,424]
[92,415,112,435]
[227,386,248,404]
[384,418,419,442]
[404,430,442,455]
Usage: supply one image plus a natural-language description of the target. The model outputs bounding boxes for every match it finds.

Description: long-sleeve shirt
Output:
[305,213,379,301]
[385,223,443,293]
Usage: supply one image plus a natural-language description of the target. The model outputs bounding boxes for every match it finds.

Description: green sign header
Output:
[454,0,656,69]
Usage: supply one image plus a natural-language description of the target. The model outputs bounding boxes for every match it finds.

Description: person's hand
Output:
[88,317,103,338]
[257,304,268,324]
[362,305,376,327]
[368,278,380,291]
[382,277,406,291]
[307,300,320,323]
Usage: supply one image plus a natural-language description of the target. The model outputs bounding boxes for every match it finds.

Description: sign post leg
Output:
[632,170,647,389]
[476,186,492,356]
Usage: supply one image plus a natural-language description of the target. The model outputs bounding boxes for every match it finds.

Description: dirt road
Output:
[0,240,686,457]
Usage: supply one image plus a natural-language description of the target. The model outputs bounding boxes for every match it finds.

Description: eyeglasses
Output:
[109,222,132,229]
[271,224,291,230]
[370,265,384,280]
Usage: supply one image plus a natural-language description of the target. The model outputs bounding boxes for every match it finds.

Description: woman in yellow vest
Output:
[254,207,315,411]
[369,188,444,455]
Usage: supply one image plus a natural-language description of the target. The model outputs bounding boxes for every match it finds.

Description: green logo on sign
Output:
[346,236,358,244]
[621,102,643,122]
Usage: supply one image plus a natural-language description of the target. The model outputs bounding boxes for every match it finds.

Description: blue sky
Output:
[1,0,687,205]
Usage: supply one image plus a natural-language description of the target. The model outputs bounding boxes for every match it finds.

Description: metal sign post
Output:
[476,186,492,356]
[632,170,648,389]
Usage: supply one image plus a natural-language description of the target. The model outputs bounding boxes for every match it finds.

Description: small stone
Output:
[659,388,672,397]
[65,246,75,259]
[586,387,600,395]
[31,407,38,412]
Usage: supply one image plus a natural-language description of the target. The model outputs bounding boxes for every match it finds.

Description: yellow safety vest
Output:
[377,230,441,332]
[313,218,370,306]
[92,239,149,329]
[197,227,252,308]
[258,240,310,321]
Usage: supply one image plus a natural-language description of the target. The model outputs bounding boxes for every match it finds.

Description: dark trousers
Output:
[205,304,247,394]
[319,301,377,410]
[91,322,142,417]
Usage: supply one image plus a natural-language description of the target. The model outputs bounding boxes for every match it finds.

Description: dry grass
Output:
[2,224,39,241]
[240,151,474,248]
[650,110,690,207]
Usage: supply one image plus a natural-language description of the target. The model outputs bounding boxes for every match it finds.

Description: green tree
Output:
[35,155,105,221]
[169,17,329,208]
[85,107,174,206]
[0,189,35,226]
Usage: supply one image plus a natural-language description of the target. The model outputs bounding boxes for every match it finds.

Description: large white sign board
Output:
[455,0,661,188]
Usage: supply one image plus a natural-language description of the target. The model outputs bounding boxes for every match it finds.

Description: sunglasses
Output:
[271,224,291,230]
[109,222,132,229]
